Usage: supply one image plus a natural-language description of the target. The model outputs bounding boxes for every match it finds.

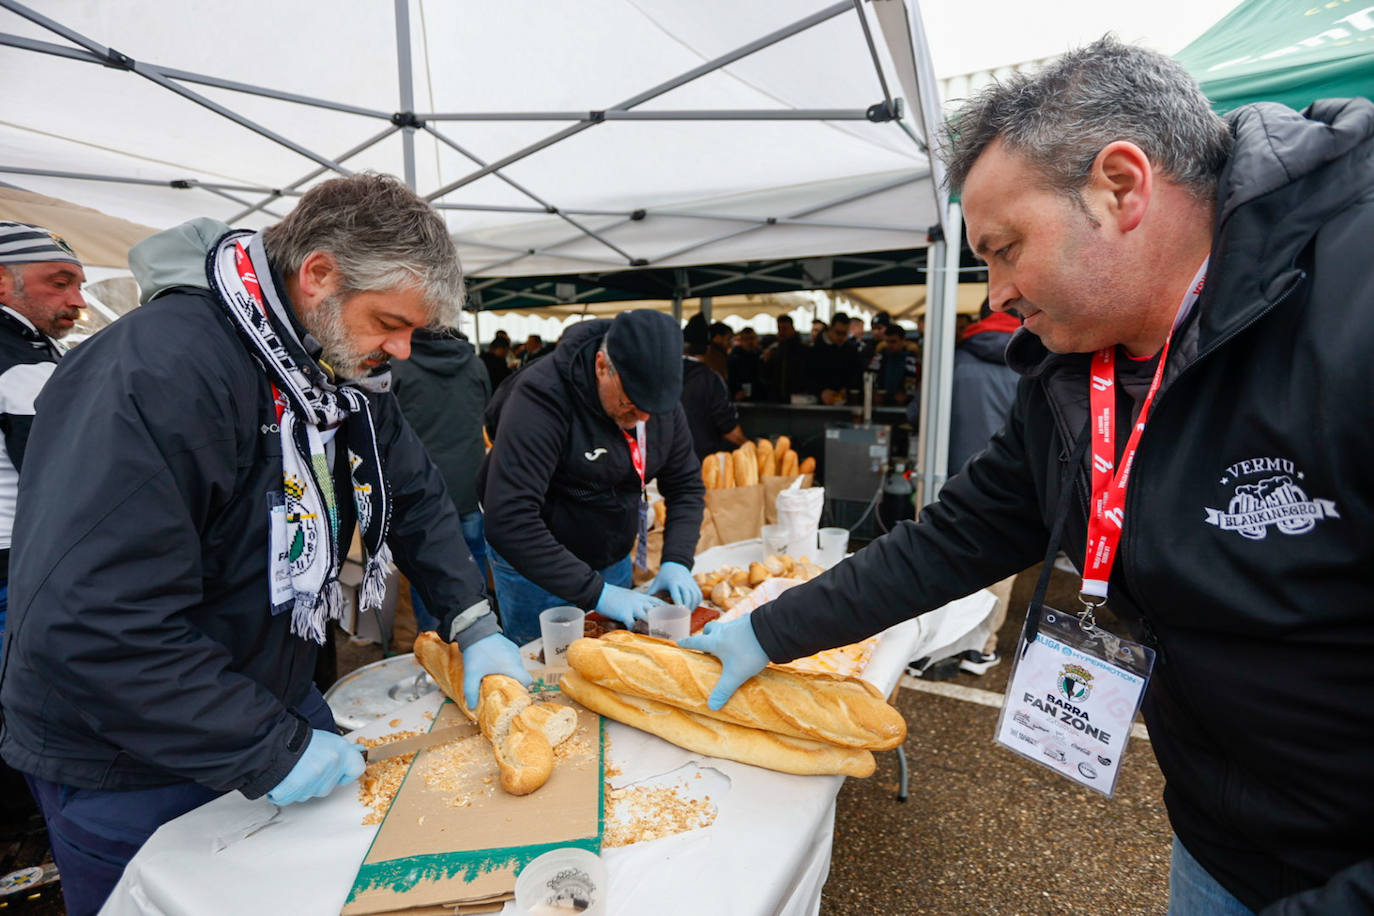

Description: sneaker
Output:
[957,650,1001,676]
[905,655,962,681]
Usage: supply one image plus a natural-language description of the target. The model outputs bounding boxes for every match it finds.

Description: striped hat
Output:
[0,221,81,266]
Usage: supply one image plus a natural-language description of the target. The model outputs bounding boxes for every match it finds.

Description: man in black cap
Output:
[479,310,705,645]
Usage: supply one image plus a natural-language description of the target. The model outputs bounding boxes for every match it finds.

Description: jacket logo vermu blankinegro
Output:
[584,447,608,461]
[1206,456,1340,541]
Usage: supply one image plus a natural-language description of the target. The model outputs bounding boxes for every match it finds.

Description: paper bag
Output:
[703,484,765,545]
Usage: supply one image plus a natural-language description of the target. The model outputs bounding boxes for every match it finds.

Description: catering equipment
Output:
[823,423,890,537]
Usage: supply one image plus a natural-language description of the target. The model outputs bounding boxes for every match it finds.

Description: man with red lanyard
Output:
[683,37,1374,916]
[480,310,705,647]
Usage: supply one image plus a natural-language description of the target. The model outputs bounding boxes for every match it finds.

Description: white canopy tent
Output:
[0,0,971,498]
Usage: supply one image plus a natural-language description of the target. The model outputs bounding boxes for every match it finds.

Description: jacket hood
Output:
[553,318,611,414]
[1006,98,1374,379]
[404,332,475,376]
[128,217,229,305]
[1201,98,1374,351]
[959,328,1014,366]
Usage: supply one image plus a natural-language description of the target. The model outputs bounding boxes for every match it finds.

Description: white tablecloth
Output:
[102,589,996,916]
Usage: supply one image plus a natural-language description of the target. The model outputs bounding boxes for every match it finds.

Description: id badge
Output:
[634,497,650,570]
[266,490,294,615]
[994,608,1155,796]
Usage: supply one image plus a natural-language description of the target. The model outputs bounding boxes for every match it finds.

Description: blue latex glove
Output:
[267,729,366,806]
[648,561,702,608]
[678,616,770,710]
[596,582,665,629]
[462,633,534,709]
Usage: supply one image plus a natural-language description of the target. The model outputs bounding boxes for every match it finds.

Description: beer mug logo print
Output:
[1058,664,1093,703]
[1206,456,1340,541]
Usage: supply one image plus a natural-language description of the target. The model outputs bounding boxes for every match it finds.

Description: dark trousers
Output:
[25,686,337,916]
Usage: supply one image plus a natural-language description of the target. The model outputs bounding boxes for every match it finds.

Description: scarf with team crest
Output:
[208,229,393,643]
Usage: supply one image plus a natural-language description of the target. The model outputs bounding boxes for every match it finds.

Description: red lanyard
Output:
[1081,260,1208,601]
[623,421,647,489]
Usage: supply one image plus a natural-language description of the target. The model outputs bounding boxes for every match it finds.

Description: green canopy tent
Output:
[1175,0,1374,112]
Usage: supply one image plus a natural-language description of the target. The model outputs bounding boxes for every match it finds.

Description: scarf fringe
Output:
[360,543,394,614]
[289,580,345,645]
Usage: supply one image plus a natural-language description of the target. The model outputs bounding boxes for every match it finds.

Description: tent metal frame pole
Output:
[0,165,282,195]
[423,108,874,121]
[0,31,392,120]
[198,183,287,219]
[0,2,352,176]
[646,171,924,265]
[917,200,960,505]
[394,0,417,190]
[224,124,401,224]
[851,0,896,111]
[425,0,852,202]
[433,199,920,233]
[423,124,639,264]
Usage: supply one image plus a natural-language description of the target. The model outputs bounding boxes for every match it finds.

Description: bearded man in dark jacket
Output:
[684,38,1374,916]
[478,311,705,646]
[0,174,530,916]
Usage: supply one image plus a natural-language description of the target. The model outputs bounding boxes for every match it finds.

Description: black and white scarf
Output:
[208,230,393,643]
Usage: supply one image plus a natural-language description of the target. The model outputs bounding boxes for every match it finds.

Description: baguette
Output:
[559,671,875,777]
[774,435,791,457]
[702,455,720,489]
[515,701,578,748]
[779,449,799,477]
[733,447,758,486]
[477,674,554,796]
[799,456,816,476]
[756,438,775,478]
[413,630,475,721]
[565,631,905,750]
[721,451,735,488]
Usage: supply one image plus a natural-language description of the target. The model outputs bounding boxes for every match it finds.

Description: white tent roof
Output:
[0,0,945,279]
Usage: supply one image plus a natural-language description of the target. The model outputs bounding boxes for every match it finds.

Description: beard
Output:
[303,292,387,381]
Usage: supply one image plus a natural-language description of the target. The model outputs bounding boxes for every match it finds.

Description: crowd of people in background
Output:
[474,308,946,410]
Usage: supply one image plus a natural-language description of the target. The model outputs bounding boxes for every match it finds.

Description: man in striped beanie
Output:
[0,221,87,639]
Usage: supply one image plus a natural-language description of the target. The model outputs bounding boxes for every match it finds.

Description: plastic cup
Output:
[539,606,585,676]
[761,523,789,557]
[818,527,849,569]
[514,847,607,916]
[647,604,691,643]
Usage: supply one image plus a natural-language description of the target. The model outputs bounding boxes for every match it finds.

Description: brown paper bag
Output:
[703,483,766,544]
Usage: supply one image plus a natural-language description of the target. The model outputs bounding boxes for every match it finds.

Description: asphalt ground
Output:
[820,562,1172,916]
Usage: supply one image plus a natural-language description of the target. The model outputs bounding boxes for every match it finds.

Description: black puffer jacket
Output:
[391,329,491,516]
[752,99,1374,914]
[479,320,704,608]
[0,236,495,797]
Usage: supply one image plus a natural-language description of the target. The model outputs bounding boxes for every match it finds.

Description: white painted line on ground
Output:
[899,674,1150,741]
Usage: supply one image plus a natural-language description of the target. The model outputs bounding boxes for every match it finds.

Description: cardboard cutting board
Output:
[343,692,604,915]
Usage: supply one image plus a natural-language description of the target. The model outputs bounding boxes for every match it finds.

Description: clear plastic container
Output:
[514,847,607,915]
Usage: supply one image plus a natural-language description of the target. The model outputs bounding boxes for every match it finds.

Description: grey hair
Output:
[263,172,464,326]
[2,264,25,297]
[598,336,617,373]
[941,36,1231,206]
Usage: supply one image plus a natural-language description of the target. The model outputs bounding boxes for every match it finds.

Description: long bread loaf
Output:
[413,630,475,721]
[565,631,905,750]
[559,671,874,777]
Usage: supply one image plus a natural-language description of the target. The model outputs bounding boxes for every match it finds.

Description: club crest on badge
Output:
[1206,456,1339,541]
[1058,663,1093,703]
